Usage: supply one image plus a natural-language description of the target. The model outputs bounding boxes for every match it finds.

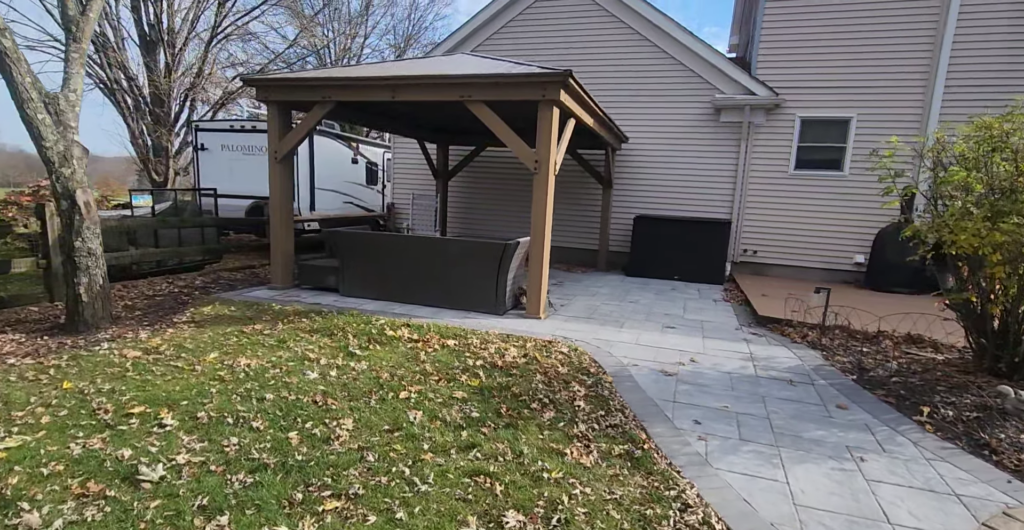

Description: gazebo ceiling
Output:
[242,53,628,151]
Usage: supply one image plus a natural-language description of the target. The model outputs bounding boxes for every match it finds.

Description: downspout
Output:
[735,115,757,263]
[917,0,960,202]
[728,106,752,264]
[925,0,960,137]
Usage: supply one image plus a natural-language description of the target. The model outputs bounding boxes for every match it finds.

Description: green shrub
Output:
[873,102,1024,380]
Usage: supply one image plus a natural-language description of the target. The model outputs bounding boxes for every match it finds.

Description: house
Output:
[390,0,1024,281]
[729,0,1024,276]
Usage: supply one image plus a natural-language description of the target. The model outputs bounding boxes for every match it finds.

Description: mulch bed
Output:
[0,252,269,361]
[771,320,1024,481]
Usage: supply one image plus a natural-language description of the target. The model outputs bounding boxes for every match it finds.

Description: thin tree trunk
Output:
[52,157,112,331]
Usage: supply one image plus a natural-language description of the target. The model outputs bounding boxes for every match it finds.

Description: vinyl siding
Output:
[739,0,943,271]
[939,0,1024,125]
[392,0,744,252]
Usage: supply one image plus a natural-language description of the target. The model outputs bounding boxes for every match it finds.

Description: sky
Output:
[0,0,734,157]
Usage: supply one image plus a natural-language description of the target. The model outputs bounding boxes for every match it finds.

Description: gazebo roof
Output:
[245,53,568,82]
[242,53,627,150]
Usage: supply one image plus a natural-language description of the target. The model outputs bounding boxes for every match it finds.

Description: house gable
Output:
[434,0,775,97]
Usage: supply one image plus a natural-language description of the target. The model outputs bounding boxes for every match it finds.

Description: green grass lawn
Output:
[0,303,721,530]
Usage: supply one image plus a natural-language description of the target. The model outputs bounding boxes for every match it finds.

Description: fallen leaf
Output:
[136,463,166,483]
[0,435,32,450]
[835,403,849,410]
[13,510,42,530]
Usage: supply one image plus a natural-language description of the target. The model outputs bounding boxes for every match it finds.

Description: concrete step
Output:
[297,258,338,291]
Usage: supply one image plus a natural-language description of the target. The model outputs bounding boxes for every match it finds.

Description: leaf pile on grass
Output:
[0,253,268,360]
[772,321,1023,481]
[1,303,724,530]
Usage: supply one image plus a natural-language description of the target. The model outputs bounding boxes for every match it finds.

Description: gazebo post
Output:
[436,143,450,237]
[267,102,295,288]
[526,101,560,318]
[597,147,614,271]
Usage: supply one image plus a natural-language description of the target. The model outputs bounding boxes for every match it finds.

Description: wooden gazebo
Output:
[242,53,628,318]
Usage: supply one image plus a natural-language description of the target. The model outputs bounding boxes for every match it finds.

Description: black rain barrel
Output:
[624,214,731,285]
[864,221,937,294]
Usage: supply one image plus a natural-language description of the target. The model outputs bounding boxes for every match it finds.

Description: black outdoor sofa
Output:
[298,229,529,315]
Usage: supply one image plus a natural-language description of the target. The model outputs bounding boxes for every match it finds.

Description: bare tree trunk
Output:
[0,0,112,331]
[53,156,112,331]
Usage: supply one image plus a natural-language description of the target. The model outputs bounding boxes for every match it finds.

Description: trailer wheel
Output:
[245,202,268,238]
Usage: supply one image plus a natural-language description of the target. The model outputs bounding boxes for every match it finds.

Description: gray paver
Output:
[683,352,756,376]
[611,343,682,364]
[960,496,1012,523]
[755,366,813,384]
[673,403,739,438]
[774,432,860,459]
[869,482,977,530]
[732,374,824,404]
[772,412,880,449]
[704,337,751,353]
[682,430,708,457]
[944,477,1018,503]
[868,423,925,458]
[629,366,677,402]
[636,332,704,352]
[749,343,800,358]
[781,448,886,521]
[850,448,951,493]
[706,436,786,482]
[703,347,755,360]
[753,354,814,376]
[796,506,895,530]
[719,471,799,528]
[765,396,831,418]
[737,414,776,445]
[674,384,768,417]
[677,365,734,390]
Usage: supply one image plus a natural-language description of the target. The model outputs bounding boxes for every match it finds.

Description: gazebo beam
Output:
[558,89,622,151]
[416,140,438,179]
[568,148,607,187]
[554,117,576,175]
[255,82,564,103]
[464,101,538,171]
[526,101,560,319]
[267,102,296,288]
[273,102,336,162]
[436,143,450,236]
[597,147,615,272]
[449,146,487,180]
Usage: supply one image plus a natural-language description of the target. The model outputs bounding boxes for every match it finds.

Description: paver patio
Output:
[225,270,1024,530]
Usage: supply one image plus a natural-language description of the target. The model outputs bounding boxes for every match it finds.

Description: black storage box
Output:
[624,215,731,285]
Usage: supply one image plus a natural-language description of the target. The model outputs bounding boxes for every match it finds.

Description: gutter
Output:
[711,95,785,109]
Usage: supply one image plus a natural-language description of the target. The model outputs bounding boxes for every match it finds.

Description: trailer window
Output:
[365,161,380,186]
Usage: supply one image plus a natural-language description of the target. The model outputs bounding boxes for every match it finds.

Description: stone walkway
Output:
[225,270,1024,530]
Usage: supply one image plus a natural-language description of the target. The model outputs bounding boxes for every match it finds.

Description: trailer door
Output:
[195,127,272,218]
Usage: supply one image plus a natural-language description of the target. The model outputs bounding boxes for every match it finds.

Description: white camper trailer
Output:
[192,120,392,230]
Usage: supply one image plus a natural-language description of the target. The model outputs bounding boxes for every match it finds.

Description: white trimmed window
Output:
[790,116,856,174]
